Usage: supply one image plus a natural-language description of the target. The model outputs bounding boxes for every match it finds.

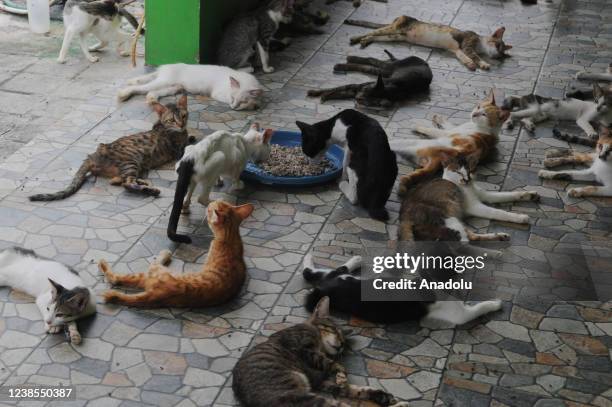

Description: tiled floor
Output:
[0,0,611,406]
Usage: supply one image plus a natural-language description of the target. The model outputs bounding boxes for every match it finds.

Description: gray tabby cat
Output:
[217,0,295,73]
[232,297,409,407]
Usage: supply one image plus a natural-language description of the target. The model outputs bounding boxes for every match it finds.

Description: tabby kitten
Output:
[29,95,192,201]
[347,16,511,71]
[217,0,295,73]
[539,127,612,198]
[233,297,410,407]
[99,200,253,307]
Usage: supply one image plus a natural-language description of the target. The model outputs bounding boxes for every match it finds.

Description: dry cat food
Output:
[259,145,333,177]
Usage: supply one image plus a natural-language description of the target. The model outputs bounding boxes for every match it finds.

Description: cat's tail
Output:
[29,160,92,202]
[344,19,387,29]
[552,128,597,147]
[118,7,145,35]
[167,158,195,244]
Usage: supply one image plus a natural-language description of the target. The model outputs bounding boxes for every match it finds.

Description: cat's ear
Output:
[498,109,511,122]
[230,76,241,90]
[232,204,254,221]
[210,209,224,225]
[48,279,65,299]
[504,44,513,51]
[262,129,274,144]
[250,122,261,131]
[296,121,311,134]
[151,102,168,116]
[310,296,330,321]
[67,290,90,313]
[374,74,385,91]
[593,82,604,99]
[492,27,505,39]
[178,94,188,109]
[249,89,263,98]
[488,89,496,106]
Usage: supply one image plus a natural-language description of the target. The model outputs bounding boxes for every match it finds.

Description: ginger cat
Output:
[99,200,254,307]
[391,91,510,194]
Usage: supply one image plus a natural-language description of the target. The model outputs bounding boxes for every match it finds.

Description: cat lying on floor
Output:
[58,0,143,64]
[233,296,410,407]
[504,83,612,138]
[539,127,612,198]
[346,16,511,71]
[0,247,96,344]
[307,50,432,110]
[29,96,192,202]
[117,64,264,111]
[167,124,273,244]
[297,109,398,221]
[302,256,502,325]
[101,200,253,307]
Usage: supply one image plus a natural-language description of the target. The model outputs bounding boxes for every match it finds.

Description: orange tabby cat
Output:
[99,200,253,307]
[391,91,510,194]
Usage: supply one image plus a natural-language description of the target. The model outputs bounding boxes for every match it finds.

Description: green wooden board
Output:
[145,0,201,66]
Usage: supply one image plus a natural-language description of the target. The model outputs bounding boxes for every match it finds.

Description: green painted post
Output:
[145,0,201,66]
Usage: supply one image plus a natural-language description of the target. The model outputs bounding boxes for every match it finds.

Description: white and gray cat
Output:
[217,0,294,73]
[504,83,612,138]
[117,63,264,110]
[167,123,273,243]
[0,247,96,344]
[58,0,142,64]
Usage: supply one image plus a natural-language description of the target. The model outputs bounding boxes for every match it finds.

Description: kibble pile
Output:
[259,145,333,177]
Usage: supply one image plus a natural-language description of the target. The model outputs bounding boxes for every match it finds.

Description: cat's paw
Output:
[466,63,478,71]
[102,290,121,303]
[88,55,100,63]
[364,388,397,406]
[496,232,511,241]
[479,61,491,70]
[521,120,536,133]
[520,191,540,202]
[568,188,583,198]
[117,90,131,102]
[539,170,555,179]
[70,331,82,345]
[57,57,67,64]
[119,50,130,57]
[488,299,504,312]
[47,325,61,334]
[145,94,159,105]
[432,114,446,129]
[516,214,530,224]
[142,186,161,197]
[390,403,411,407]
[262,66,275,74]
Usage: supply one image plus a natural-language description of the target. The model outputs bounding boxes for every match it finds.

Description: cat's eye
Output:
[55,313,65,317]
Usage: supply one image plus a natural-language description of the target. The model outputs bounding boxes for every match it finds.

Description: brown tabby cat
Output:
[233,297,410,407]
[29,95,192,201]
[391,91,509,194]
[99,200,253,307]
[346,16,512,71]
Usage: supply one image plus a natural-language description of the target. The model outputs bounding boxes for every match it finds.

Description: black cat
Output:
[296,109,398,220]
[307,51,432,109]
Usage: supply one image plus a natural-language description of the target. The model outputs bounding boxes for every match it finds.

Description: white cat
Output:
[58,0,141,64]
[539,127,612,198]
[167,123,273,243]
[504,83,612,138]
[0,247,96,344]
[117,63,264,110]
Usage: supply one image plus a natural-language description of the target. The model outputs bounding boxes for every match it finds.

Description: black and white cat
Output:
[296,109,398,221]
[0,247,96,344]
[302,253,502,325]
[58,0,142,64]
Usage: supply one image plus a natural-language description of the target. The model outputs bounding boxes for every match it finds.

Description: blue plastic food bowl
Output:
[241,131,344,186]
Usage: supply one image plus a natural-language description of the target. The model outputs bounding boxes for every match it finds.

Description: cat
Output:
[346,16,512,71]
[391,91,509,192]
[117,63,264,110]
[503,83,612,138]
[58,0,143,64]
[296,109,398,221]
[399,151,539,243]
[232,296,410,407]
[29,95,192,202]
[307,51,432,110]
[552,128,597,147]
[167,123,273,244]
[302,256,502,326]
[270,0,329,51]
[100,200,254,307]
[326,0,388,7]
[539,127,612,198]
[0,247,96,344]
[216,0,295,73]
